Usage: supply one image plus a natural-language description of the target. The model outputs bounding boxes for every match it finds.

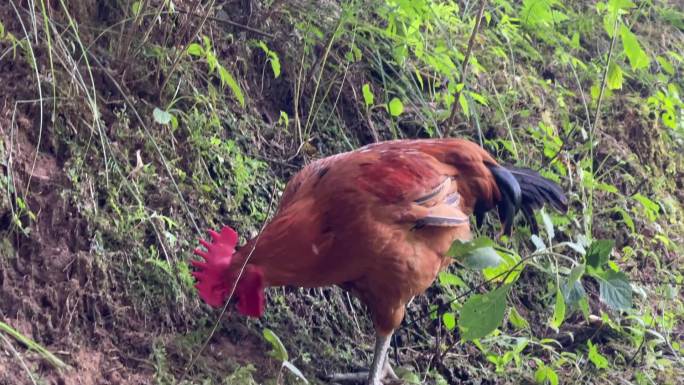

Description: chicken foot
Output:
[328,331,399,385]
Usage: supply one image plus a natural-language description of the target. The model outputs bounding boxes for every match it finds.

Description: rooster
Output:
[191,138,567,385]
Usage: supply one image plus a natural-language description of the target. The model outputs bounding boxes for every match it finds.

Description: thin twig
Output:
[587,16,619,237]
[445,0,487,129]
[158,0,216,102]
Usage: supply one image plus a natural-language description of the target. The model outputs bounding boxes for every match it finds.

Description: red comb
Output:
[191,226,239,307]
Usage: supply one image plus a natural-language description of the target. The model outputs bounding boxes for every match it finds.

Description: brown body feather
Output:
[228,139,517,334]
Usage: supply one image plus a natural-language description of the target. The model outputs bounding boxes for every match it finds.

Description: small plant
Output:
[263,328,309,383]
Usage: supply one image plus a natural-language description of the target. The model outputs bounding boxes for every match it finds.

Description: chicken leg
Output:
[328,331,399,385]
[367,331,398,384]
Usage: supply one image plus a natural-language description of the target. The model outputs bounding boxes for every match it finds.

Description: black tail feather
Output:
[486,165,568,235]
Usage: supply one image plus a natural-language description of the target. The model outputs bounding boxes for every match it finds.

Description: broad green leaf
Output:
[562,278,587,309]
[535,365,559,385]
[459,284,510,341]
[282,361,308,383]
[442,312,456,330]
[563,264,587,308]
[218,66,245,108]
[597,270,632,310]
[153,108,172,125]
[621,25,650,70]
[586,239,614,269]
[186,43,204,57]
[448,237,501,270]
[362,83,374,107]
[607,62,623,90]
[263,328,288,361]
[388,97,404,117]
[549,287,566,330]
[587,340,609,369]
[483,249,523,284]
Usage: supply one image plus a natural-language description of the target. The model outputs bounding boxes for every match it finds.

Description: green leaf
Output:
[587,340,609,369]
[607,0,636,13]
[186,43,204,57]
[578,296,591,320]
[612,207,635,233]
[270,56,281,78]
[549,287,566,330]
[438,272,467,288]
[468,91,488,106]
[458,92,469,117]
[509,307,530,330]
[459,284,510,341]
[586,239,614,269]
[607,62,623,90]
[442,312,456,330]
[570,32,580,50]
[632,193,659,221]
[597,270,632,310]
[362,83,374,107]
[257,41,281,78]
[656,56,675,75]
[278,111,289,127]
[483,249,523,284]
[388,97,404,117]
[218,66,245,108]
[521,0,562,27]
[621,25,650,71]
[535,364,559,385]
[263,328,288,361]
[448,237,500,270]
[131,1,142,16]
[396,368,421,384]
[568,264,586,284]
[153,108,172,125]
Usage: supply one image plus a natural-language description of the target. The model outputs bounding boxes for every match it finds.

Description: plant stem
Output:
[445,0,487,129]
[587,16,619,237]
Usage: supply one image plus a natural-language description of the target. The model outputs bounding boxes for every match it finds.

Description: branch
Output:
[445,0,487,128]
